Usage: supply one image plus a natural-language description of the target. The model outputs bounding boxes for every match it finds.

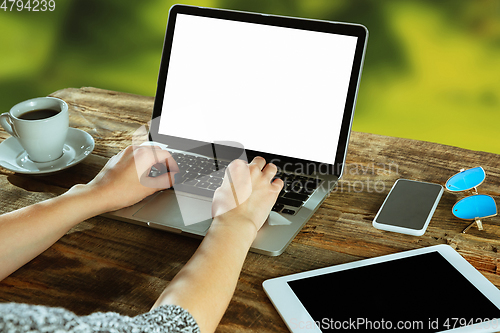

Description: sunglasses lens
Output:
[446,167,485,192]
[452,195,497,220]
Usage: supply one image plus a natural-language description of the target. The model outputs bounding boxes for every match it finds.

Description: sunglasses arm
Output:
[462,219,484,234]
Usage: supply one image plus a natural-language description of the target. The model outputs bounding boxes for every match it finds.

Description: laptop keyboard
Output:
[273,170,323,214]
[155,152,322,215]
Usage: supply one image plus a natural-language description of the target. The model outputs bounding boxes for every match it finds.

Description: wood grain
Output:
[0,87,499,332]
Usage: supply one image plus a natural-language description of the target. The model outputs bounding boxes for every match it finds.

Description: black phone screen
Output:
[375,179,442,230]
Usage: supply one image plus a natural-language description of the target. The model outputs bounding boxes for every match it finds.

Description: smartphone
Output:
[373,179,443,236]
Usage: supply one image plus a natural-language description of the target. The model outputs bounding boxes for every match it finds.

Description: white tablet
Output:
[263,245,500,332]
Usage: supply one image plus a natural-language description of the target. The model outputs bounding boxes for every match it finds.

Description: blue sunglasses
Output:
[446,167,497,233]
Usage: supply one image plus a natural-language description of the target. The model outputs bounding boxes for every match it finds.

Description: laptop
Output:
[104,4,368,256]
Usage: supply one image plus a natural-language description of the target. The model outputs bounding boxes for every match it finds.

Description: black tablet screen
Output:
[288,252,500,332]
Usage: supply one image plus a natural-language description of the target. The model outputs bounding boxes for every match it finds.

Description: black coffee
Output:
[19,109,60,120]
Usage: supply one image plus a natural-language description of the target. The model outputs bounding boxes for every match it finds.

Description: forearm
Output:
[152,217,257,333]
[0,184,110,281]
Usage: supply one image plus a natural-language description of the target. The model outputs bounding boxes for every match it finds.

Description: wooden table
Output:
[1,87,499,332]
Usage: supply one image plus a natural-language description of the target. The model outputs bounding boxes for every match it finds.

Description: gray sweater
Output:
[0,302,200,332]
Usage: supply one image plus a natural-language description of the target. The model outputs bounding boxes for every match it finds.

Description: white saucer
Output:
[0,128,95,175]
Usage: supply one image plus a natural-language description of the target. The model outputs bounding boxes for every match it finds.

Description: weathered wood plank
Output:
[50,87,155,157]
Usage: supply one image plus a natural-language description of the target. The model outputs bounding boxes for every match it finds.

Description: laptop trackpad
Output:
[133,191,213,233]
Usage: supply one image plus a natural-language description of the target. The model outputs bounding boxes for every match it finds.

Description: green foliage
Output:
[1,0,499,154]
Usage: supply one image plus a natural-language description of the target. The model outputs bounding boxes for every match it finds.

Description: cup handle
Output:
[0,113,19,138]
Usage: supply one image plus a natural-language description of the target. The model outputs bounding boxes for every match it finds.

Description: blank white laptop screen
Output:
[158,13,358,165]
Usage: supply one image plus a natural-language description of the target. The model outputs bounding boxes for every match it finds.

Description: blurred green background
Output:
[1,0,499,154]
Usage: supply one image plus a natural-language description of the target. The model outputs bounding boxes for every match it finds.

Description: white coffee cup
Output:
[0,97,69,163]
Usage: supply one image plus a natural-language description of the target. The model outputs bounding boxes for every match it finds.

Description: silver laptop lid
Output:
[149,5,368,178]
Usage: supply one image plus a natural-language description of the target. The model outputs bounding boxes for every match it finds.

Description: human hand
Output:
[86,145,179,212]
[211,157,284,236]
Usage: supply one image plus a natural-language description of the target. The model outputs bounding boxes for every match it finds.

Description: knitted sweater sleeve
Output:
[0,302,200,333]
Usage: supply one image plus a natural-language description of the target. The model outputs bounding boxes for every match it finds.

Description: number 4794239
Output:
[1,0,56,11]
